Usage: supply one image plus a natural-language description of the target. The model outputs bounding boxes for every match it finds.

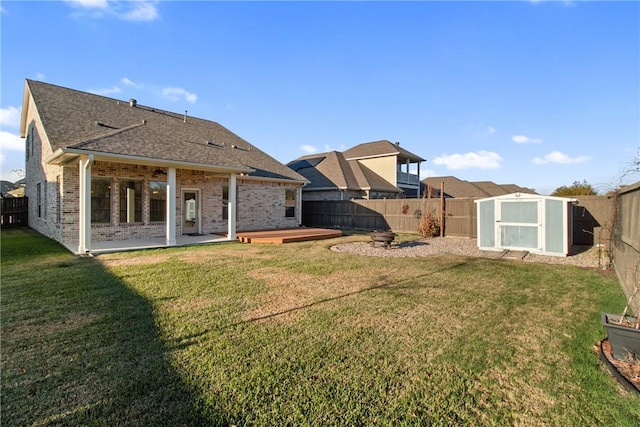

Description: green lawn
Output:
[2,228,639,426]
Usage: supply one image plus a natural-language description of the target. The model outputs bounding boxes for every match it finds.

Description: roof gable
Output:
[343,140,425,162]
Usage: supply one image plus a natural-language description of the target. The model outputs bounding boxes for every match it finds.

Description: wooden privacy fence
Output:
[302,195,614,240]
[1,197,28,228]
[610,183,640,314]
[302,198,478,237]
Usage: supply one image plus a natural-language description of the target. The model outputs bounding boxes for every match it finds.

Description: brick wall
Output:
[29,148,302,249]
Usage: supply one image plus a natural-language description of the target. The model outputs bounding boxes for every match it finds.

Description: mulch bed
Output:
[598,339,640,394]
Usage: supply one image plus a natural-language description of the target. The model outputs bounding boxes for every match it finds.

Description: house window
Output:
[285,189,296,218]
[43,181,47,219]
[91,178,111,224]
[30,124,35,160]
[119,180,142,223]
[25,131,30,160]
[36,183,42,218]
[222,185,229,220]
[149,181,166,222]
[56,176,61,224]
[222,184,238,220]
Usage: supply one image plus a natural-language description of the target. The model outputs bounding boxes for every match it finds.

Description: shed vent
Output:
[129,99,137,107]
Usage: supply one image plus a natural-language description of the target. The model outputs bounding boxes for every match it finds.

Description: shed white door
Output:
[497,200,541,250]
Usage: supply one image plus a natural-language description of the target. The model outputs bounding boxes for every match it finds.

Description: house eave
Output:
[238,174,308,186]
[45,148,255,174]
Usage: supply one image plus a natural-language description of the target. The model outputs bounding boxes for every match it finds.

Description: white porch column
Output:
[228,173,237,240]
[78,155,93,254]
[166,167,177,246]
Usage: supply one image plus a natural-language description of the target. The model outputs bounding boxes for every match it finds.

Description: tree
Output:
[551,180,598,197]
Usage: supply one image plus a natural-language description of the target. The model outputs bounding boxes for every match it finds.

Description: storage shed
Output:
[475,193,575,257]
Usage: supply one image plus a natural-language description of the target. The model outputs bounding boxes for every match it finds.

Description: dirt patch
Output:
[179,250,274,265]
[97,253,172,268]
[242,267,401,323]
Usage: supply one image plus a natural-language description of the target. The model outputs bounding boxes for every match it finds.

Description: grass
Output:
[2,228,639,426]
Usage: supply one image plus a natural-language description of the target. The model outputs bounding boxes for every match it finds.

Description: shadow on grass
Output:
[1,228,225,425]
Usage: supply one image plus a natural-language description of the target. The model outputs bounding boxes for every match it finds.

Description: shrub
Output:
[417,209,440,238]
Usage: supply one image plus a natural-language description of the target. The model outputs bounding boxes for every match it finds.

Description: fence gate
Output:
[1,197,28,228]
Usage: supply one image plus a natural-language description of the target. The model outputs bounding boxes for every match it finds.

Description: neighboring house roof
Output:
[423,176,537,198]
[288,151,400,193]
[1,180,18,195]
[473,181,510,197]
[20,80,306,183]
[423,176,489,198]
[343,140,425,162]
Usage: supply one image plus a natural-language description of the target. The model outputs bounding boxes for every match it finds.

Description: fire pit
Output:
[370,230,396,249]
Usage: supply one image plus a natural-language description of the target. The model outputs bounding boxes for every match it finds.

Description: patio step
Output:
[237,228,342,244]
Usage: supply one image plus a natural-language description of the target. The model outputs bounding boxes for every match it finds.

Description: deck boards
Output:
[237,228,342,244]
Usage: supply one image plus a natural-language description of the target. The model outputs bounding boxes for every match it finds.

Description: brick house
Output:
[288,140,425,200]
[20,80,307,254]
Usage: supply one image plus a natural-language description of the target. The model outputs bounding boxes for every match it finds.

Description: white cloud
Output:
[121,77,139,87]
[35,73,46,81]
[532,151,590,165]
[65,0,159,22]
[0,130,25,152]
[88,85,122,96]
[488,126,496,135]
[120,1,158,22]
[0,106,20,128]
[65,0,109,9]
[512,135,542,144]
[419,169,437,180]
[300,145,318,154]
[162,87,197,104]
[433,151,502,170]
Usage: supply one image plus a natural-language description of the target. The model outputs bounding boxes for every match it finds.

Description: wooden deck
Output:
[237,228,342,244]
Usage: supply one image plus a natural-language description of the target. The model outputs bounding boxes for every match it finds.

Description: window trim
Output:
[91,177,112,224]
[285,188,296,218]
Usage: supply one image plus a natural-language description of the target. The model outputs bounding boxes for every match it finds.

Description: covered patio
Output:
[76,233,230,255]
[81,228,342,255]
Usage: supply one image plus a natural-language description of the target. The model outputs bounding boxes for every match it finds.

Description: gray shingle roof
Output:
[288,151,400,193]
[343,140,425,162]
[423,176,537,198]
[24,80,305,182]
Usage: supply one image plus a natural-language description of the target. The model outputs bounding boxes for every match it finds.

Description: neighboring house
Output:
[1,181,18,198]
[422,176,536,198]
[288,140,425,200]
[20,80,307,254]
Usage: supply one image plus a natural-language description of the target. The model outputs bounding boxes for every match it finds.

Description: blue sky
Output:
[1,0,638,195]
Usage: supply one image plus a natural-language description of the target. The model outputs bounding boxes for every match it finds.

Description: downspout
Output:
[78,154,93,254]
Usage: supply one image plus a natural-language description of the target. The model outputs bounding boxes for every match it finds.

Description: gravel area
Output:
[331,237,608,269]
